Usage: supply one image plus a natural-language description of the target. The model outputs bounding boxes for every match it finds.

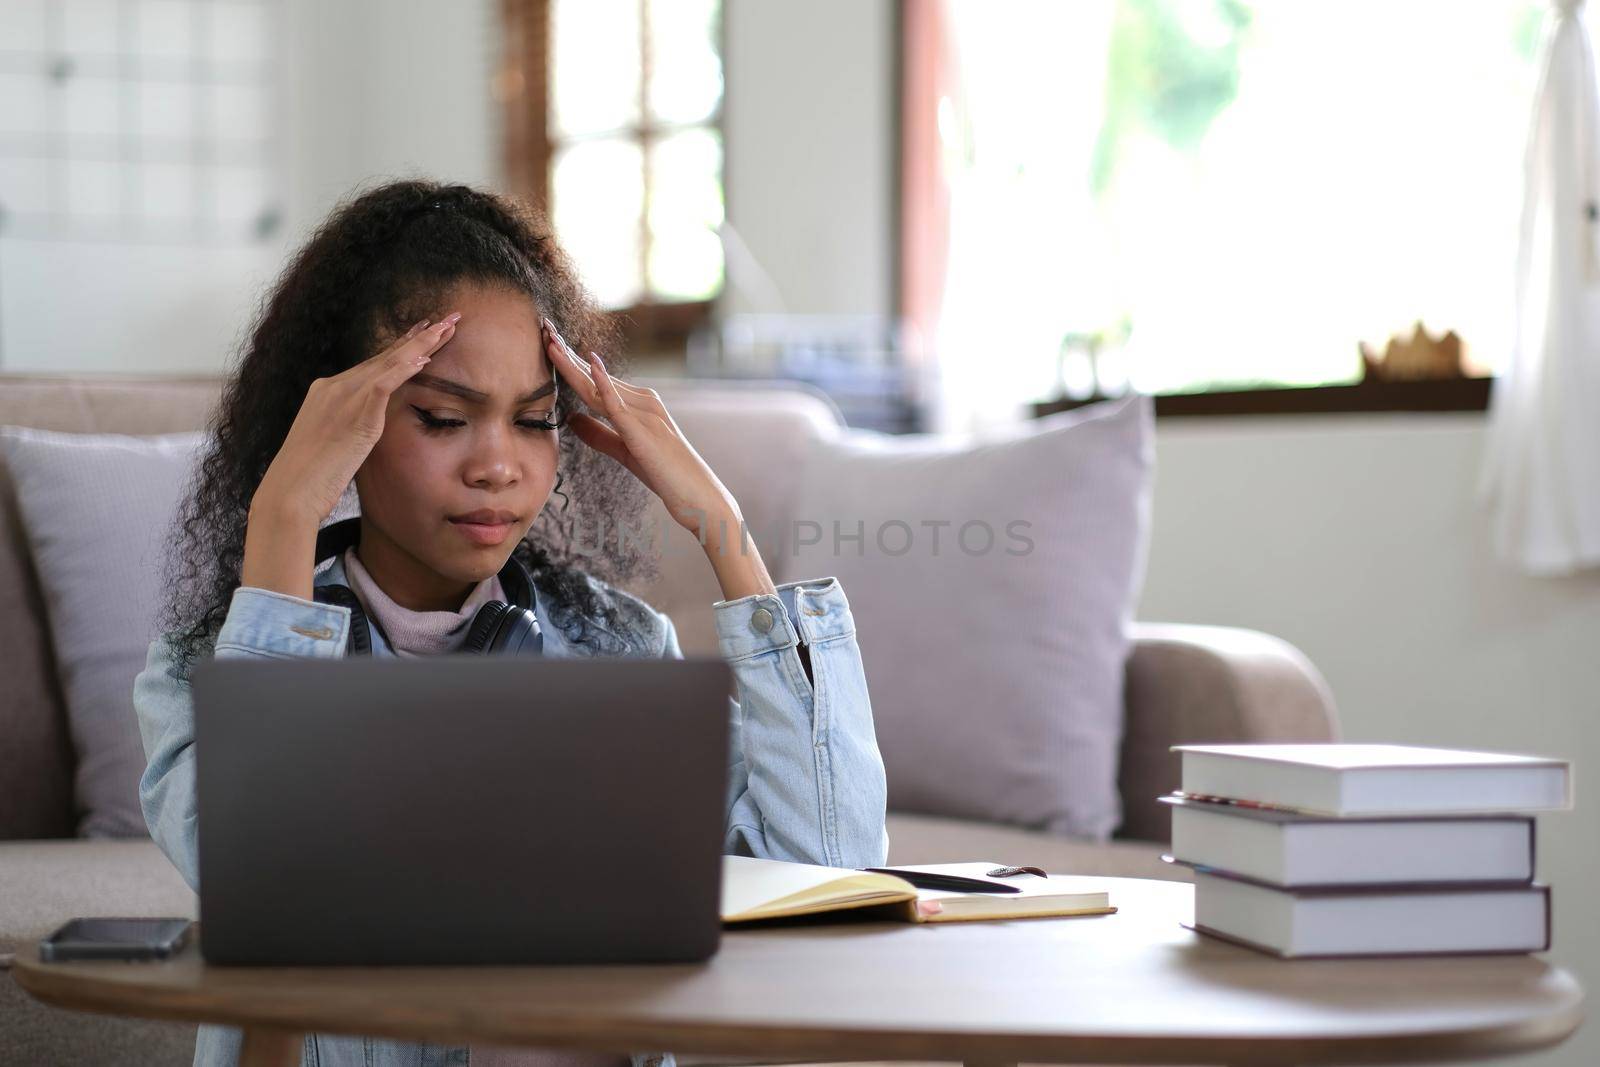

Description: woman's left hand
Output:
[541,318,740,538]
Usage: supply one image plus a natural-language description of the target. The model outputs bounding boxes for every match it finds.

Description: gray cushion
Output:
[0,375,222,841]
[0,429,204,838]
[788,396,1153,841]
[0,456,75,841]
[0,840,197,958]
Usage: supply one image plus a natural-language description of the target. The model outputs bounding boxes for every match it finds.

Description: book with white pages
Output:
[1160,795,1536,887]
[1188,867,1551,958]
[720,856,1115,924]
[1173,743,1572,817]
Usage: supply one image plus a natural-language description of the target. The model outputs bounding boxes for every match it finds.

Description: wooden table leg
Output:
[239,1026,303,1067]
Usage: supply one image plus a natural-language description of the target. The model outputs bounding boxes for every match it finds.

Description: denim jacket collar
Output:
[313,554,611,659]
[310,523,651,660]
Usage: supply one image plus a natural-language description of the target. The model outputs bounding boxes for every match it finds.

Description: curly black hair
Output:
[158,179,660,683]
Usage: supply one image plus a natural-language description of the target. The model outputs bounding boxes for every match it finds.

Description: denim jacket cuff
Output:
[214,586,351,658]
[712,576,854,660]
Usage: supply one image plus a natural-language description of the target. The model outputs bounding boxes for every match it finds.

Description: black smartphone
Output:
[39,918,193,962]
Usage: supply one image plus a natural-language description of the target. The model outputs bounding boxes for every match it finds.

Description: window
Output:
[500,0,724,349]
[906,0,1551,417]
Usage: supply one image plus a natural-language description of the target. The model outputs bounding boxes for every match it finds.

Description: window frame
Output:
[1031,377,1491,420]
[499,0,723,354]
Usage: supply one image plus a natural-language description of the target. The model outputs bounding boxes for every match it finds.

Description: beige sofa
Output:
[0,374,1339,1065]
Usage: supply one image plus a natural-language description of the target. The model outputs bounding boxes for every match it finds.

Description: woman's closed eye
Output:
[411,405,562,433]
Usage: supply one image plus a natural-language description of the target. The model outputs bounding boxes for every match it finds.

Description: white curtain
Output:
[1481,0,1600,575]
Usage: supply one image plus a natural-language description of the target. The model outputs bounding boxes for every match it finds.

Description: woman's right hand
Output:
[252,313,460,528]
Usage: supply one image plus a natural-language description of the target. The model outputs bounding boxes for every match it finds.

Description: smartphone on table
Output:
[39,918,193,962]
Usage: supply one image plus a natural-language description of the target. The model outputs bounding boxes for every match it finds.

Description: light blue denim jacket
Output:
[133,553,890,1067]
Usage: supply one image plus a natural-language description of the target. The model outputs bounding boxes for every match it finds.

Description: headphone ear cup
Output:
[461,601,516,656]
[462,601,544,656]
[491,606,543,655]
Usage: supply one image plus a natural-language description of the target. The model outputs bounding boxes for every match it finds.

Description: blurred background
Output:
[0,0,1564,430]
[3,6,1600,1064]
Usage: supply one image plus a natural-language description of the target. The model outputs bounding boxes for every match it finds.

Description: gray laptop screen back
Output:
[191,655,732,965]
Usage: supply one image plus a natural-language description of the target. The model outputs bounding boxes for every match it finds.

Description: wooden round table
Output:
[13,876,1584,1066]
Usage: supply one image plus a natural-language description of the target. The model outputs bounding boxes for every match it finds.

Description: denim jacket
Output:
[133,552,891,1067]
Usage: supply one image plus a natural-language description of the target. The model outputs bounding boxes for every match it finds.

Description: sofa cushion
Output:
[0,840,196,958]
[789,396,1153,841]
[0,429,205,838]
[0,457,75,841]
[0,376,223,842]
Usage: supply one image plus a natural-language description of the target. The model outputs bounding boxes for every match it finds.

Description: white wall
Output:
[0,0,498,374]
[277,0,498,238]
[0,238,283,374]
[720,0,896,318]
[1141,413,1600,1067]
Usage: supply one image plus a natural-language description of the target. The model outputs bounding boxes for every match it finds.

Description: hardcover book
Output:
[1173,743,1571,816]
[1186,866,1551,958]
[1162,795,1536,887]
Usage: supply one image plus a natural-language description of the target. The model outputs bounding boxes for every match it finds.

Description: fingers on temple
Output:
[589,353,628,414]
[358,321,426,372]
[574,414,645,479]
[396,319,430,347]
[375,318,457,390]
[380,315,452,361]
[571,411,624,456]
[539,320,654,424]
[542,321,601,398]
[599,369,667,425]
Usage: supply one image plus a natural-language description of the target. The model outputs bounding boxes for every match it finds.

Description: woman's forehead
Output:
[419,294,553,398]
[406,367,555,406]
[403,283,560,396]
[408,343,554,406]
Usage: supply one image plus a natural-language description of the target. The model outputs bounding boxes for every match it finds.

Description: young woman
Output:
[133,180,890,1067]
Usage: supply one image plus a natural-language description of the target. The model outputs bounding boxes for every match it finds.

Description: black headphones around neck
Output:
[311,517,544,657]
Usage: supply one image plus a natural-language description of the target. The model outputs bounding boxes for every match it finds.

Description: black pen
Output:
[854,867,1023,894]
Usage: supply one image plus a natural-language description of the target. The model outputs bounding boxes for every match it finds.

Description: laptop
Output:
[190,654,733,966]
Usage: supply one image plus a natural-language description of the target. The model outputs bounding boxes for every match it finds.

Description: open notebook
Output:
[721,856,1116,924]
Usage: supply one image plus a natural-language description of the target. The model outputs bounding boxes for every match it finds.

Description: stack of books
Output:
[1163,743,1573,958]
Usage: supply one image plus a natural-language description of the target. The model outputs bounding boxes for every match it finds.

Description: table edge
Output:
[12,946,1586,1065]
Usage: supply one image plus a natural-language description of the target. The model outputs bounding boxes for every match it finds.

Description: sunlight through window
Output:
[937,0,1549,401]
